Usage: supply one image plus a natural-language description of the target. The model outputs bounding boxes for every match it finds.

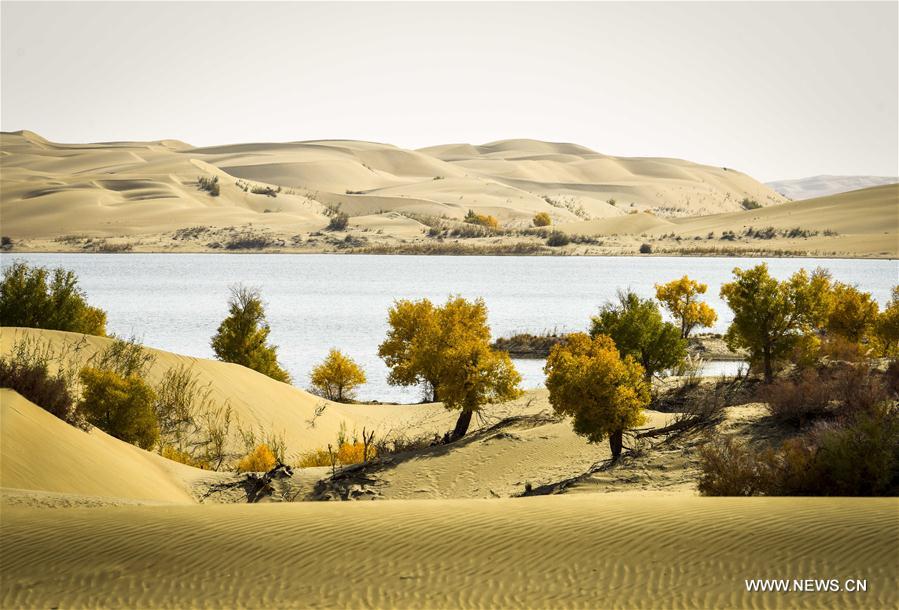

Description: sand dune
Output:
[767,175,899,200]
[2,496,895,609]
[1,390,196,503]
[1,328,477,462]
[1,131,787,247]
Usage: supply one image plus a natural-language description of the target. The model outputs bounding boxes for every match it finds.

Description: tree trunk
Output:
[451,409,473,441]
[609,429,624,461]
[763,346,773,383]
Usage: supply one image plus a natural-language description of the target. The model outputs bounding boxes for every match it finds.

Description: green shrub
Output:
[79,367,159,449]
[546,231,570,247]
[639,243,653,254]
[0,261,107,335]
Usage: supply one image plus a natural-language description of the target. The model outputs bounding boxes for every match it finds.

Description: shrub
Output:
[197,175,220,196]
[831,363,889,417]
[310,349,366,402]
[327,212,350,231]
[545,333,649,459]
[697,436,770,496]
[0,356,77,424]
[532,212,552,227]
[250,185,278,197]
[211,284,291,383]
[224,232,274,250]
[740,198,762,210]
[236,443,277,473]
[91,335,155,378]
[1,236,12,249]
[79,367,159,449]
[639,243,652,254]
[463,209,499,229]
[546,231,570,247]
[161,445,210,469]
[296,441,378,468]
[0,261,107,335]
[872,287,899,357]
[763,369,834,427]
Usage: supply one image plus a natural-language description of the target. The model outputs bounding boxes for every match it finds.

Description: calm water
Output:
[3,254,896,402]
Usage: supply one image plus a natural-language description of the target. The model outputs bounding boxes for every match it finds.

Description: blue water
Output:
[3,254,895,402]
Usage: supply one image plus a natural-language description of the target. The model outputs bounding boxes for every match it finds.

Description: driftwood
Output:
[246,462,294,503]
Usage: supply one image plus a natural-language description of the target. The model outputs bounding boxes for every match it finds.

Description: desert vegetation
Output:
[210,284,291,383]
[309,349,366,402]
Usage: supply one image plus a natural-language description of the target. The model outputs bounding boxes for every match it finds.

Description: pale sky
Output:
[1,1,897,182]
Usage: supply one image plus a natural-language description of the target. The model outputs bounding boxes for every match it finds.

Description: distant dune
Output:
[767,175,899,200]
[3,131,895,257]
[1,130,782,235]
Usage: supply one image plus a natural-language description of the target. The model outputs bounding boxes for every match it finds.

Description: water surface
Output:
[4,254,895,402]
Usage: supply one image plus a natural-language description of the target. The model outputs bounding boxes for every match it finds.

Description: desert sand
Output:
[3,131,895,258]
[2,328,898,609]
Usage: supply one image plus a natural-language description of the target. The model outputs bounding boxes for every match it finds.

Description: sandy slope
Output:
[767,175,898,200]
[0,328,503,461]
[2,496,896,609]
[0,390,197,503]
[1,130,785,244]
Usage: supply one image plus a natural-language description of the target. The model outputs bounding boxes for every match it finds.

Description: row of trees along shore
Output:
[2,259,898,464]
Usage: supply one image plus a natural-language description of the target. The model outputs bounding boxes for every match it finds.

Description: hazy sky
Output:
[2,1,897,181]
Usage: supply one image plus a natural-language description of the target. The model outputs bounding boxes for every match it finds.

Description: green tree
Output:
[210,285,290,383]
[0,261,106,335]
[590,289,687,380]
[544,333,649,460]
[654,275,718,338]
[310,349,367,402]
[720,264,828,382]
[79,367,159,449]
[378,296,522,438]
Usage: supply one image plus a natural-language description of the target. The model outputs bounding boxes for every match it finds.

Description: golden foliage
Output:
[309,349,366,402]
[464,209,499,229]
[544,333,649,457]
[378,296,522,421]
[873,286,899,357]
[296,441,376,468]
[654,275,717,338]
[236,443,277,473]
[532,212,552,227]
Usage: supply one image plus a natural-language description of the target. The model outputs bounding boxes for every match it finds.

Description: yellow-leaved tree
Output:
[544,333,649,460]
[873,286,899,358]
[824,282,880,343]
[310,349,367,402]
[378,296,522,439]
[654,275,717,338]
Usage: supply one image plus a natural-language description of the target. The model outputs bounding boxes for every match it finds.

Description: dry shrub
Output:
[831,363,889,417]
[819,335,865,362]
[763,369,833,427]
[0,357,77,425]
[161,445,211,469]
[697,436,769,496]
[236,443,277,473]
[885,360,899,397]
[700,405,899,496]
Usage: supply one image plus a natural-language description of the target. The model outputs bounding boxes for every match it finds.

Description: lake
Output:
[3,254,896,402]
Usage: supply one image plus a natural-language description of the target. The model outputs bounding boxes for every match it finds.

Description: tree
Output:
[544,333,649,460]
[654,275,718,338]
[825,283,879,343]
[590,290,687,380]
[0,261,106,335]
[532,212,552,227]
[79,367,159,449]
[210,285,290,383]
[310,349,367,402]
[378,296,522,439]
[720,264,828,383]
[873,286,899,358]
